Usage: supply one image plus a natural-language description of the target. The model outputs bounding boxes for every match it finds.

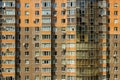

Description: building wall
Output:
[0,0,120,80]
[0,0,16,80]
[16,0,51,80]
[109,0,120,80]
[76,0,100,80]
[16,0,76,80]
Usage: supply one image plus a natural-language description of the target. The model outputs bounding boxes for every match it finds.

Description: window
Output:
[52,3,57,8]
[25,3,29,8]
[25,35,29,40]
[35,58,39,64]
[35,75,39,80]
[67,34,75,39]
[114,58,118,63]
[67,76,75,80]
[25,27,29,32]
[67,2,76,7]
[114,27,118,31]
[25,19,29,24]
[42,60,51,64]
[34,19,39,24]
[42,26,51,31]
[61,27,65,31]
[25,59,29,64]
[114,43,118,47]
[34,35,39,41]
[42,10,51,15]
[61,67,66,72]
[35,27,39,32]
[114,34,118,39]
[42,51,51,56]
[114,51,117,56]
[42,68,51,72]
[35,11,39,16]
[67,18,76,23]
[25,67,29,72]
[53,11,57,16]
[53,59,57,64]
[5,10,15,15]
[5,18,15,23]
[35,43,39,48]
[67,43,75,48]
[35,3,40,8]
[53,18,57,23]
[25,11,29,16]
[42,76,51,80]
[67,10,75,15]
[35,67,39,72]
[61,19,66,23]
[114,11,118,16]
[62,75,66,80]
[42,35,51,39]
[67,68,75,72]
[17,11,21,16]
[53,51,57,55]
[61,59,66,64]
[114,19,118,23]
[54,43,57,48]
[17,3,21,8]
[14,34,19,39]
[61,35,66,39]
[66,51,75,56]
[24,43,29,48]
[62,43,66,49]
[114,74,118,78]
[42,2,51,7]
[25,76,29,80]
[62,49,66,55]
[53,35,57,39]
[114,66,118,71]
[61,11,66,15]
[61,3,65,7]
[53,67,57,72]
[42,43,51,48]
[25,51,29,56]
[67,59,75,64]
[42,18,51,23]
[67,26,75,31]
[35,51,40,56]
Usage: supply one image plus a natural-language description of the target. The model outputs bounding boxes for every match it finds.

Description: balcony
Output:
[98,1,108,8]
[0,2,15,8]
[0,18,15,24]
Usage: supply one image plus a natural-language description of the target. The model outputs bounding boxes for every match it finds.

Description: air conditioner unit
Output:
[113,55,116,58]
[34,20,36,23]
[33,37,36,41]
[23,43,25,46]
[6,48,9,51]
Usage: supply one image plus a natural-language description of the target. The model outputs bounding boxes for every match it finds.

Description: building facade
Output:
[0,0,120,80]
[0,0,16,80]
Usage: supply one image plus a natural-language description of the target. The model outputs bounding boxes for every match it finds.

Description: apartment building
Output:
[0,0,16,80]
[109,0,120,80]
[0,0,120,80]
